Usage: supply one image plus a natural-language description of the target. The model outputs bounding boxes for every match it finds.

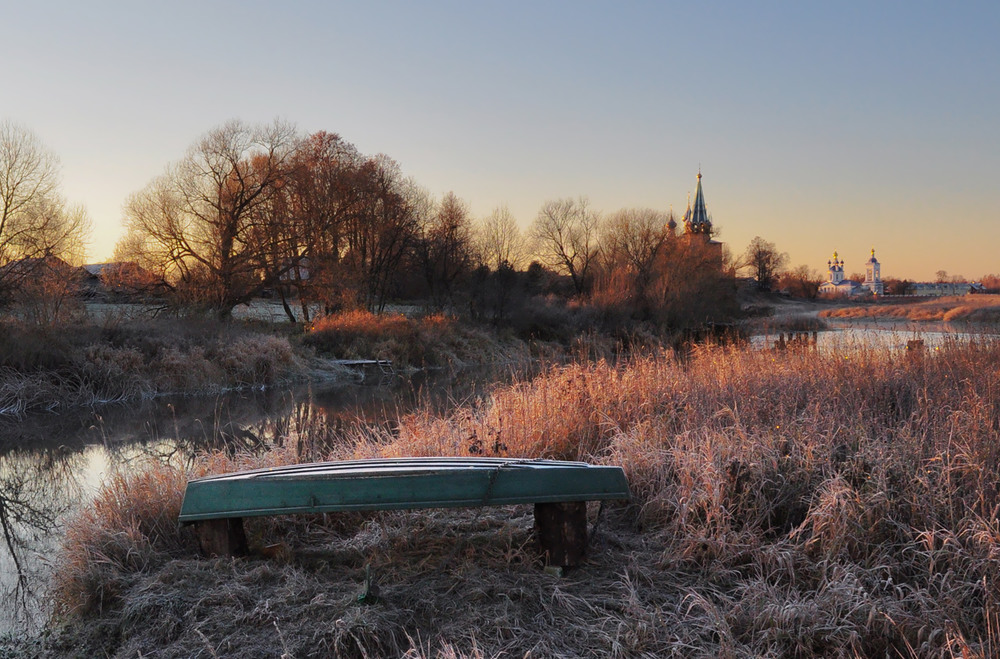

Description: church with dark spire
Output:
[683,170,713,236]
[675,170,724,263]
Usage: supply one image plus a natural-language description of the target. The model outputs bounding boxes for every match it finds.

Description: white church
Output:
[819,248,884,296]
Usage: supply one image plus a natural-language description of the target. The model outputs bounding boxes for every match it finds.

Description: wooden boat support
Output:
[179,458,631,568]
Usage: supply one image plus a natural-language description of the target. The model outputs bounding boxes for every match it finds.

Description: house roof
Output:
[82,263,111,276]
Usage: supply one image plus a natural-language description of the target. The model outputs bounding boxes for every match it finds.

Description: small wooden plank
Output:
[179,458,630,523]
[332,359,393,367]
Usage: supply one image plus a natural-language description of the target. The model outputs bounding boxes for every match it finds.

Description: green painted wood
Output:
[179,458,630,523]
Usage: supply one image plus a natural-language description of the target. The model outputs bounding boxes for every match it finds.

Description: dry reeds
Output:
[40,338,1000,657]
[821,294,1000,324]
[303,309,515,368]
[339,339,1000,655]
[0,319,304,418]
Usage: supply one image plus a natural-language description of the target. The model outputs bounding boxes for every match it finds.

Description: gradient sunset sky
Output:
[3,1,998,281]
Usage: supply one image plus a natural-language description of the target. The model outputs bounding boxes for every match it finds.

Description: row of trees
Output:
[0,118,738,331]
[112,120,737,330]
[117,122,488,320]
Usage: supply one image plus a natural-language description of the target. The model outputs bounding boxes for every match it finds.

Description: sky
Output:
[2,1,998,281]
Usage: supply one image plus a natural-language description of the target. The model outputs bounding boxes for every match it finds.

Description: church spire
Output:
[683,170,712,235]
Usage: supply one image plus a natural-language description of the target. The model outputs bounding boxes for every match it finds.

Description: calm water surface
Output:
[751,325,1000,351]
[0,368,485,633]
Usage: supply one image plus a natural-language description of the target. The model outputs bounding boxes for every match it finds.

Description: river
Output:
[752,323,999,351]
[0,367,485,633]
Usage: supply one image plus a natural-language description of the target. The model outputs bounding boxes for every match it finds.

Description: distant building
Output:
[0,253,80,286]
[79,262,166,297]
[819,248,975,297]
[863,248,884,295]
[819,250,862,296]
[908,281,972,296]
[818,248,883,296]
[680,170,724,263]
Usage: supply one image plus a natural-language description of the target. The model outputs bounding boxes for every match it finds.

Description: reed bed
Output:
[303,310,516,368]
[0,320,304,417]
[35,339,1000,658]
[820,294,1000,323]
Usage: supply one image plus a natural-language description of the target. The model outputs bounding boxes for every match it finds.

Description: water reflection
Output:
[0,445,85,629]
[752,326,1000,352]
[0,367,495,633]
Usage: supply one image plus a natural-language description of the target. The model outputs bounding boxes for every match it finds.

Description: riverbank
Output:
[0,310,546,422]
[15,339,1000,657]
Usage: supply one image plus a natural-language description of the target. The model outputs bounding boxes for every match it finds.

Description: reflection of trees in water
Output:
[0,367,506,631]
[0,446,86,630]
[125,378,435,464]
[144,367,523,461]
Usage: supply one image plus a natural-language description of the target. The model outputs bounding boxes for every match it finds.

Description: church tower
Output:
[827,251,845,285]
[683,170,713,236]
[864,248,883,295]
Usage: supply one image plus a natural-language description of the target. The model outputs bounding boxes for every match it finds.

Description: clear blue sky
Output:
[3,1,998,281]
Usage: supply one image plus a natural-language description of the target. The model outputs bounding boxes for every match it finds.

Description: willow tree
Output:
[339,156,421,312]
[279,131,365,319]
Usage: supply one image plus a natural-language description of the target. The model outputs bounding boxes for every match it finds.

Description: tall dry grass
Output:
[50,444,303,619]
[339,340,1000,656]
[44,338,1000,657]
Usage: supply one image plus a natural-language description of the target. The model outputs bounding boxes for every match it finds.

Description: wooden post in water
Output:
[534,502,588,568]
[194,518,248,557]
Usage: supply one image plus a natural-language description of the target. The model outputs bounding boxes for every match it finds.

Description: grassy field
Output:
[17,338,1000,657]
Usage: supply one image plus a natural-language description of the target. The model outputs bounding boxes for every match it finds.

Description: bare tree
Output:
[599,208,669,304]
[777,264,822,298]
[882,277,913,296]
[530,197,600,295]
[121,119,298,319]
[416,191,475,310]
[0,122,90,296]
[741,236,787,292]
[476,204,526,272]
